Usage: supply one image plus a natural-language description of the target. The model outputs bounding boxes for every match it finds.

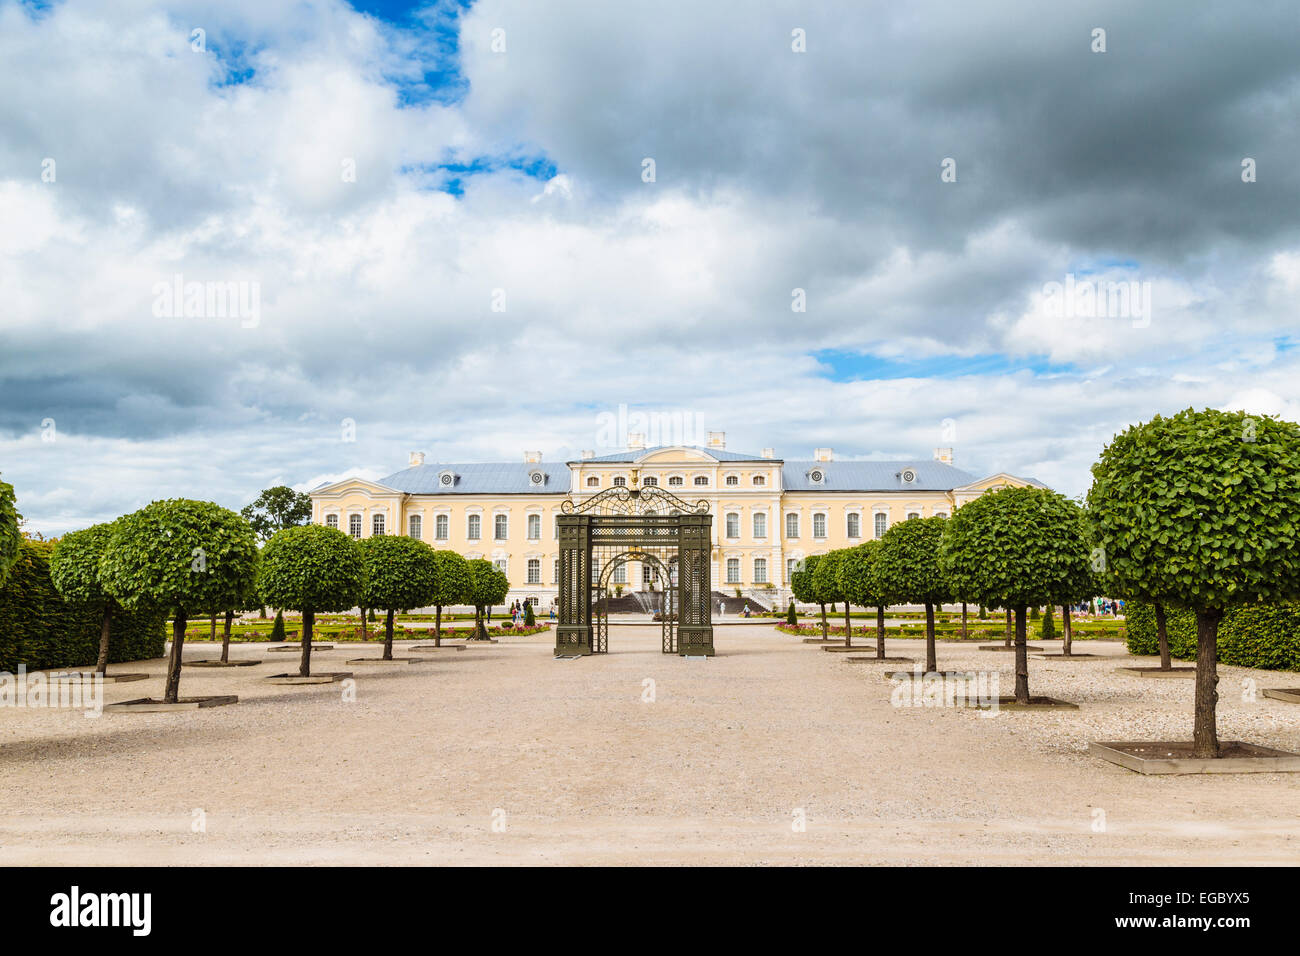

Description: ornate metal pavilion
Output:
[554,475,714,657]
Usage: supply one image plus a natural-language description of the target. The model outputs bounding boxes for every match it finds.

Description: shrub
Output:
[524,602,536,626]
[786,600,797,625]
[1041,605,1056,640]
[0,539,165,672]
[1126,600,1300,671]
[270,609,287,643]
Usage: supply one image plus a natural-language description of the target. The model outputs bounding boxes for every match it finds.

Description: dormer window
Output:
[527,468,546,487]
[437,469,457,488]
[807,468,825,485]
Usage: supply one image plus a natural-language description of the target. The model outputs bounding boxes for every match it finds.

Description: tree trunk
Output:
[473,606,486,640]
[843,601,852,648]
[1193,608,1222,758]
[435,605,443,648]
[1004,608,1012,647]
[95,605,111,675]
[384,609,395,660]
[1062,605,1072,657]
[360,607,368,641]
[1155,602,1171,670]
[1014,605,1030,704]
[819,602,828,640]
[164,614,186,704]
[961,602,968,638]
[209,613,217,643]
[876,605,885,660]
[221,609,234,663]
[924,602,937,674]
[298,609,314,677]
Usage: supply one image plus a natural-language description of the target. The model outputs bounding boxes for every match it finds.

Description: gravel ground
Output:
[1,625,1297,865]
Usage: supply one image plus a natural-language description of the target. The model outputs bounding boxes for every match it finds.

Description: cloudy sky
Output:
[2,0,1299,535]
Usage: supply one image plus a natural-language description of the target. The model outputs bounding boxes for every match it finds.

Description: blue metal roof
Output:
[378,462,572,494]
[781,460,976,492]
[577,445,769,463]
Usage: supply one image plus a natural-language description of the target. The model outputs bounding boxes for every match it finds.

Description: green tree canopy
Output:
[877,516,952,671]
[813,550,846,605]
[428,549,472,644]
[838,540,884,608]
[258,523,364,675]
[359,535,438,658]
[1087,407,1300,755]
[465,558,509,639]
[241,485,312,542]
[50,522,119,674]
[789,554,820,605]
[100,499,259,701]
[0,477,21,588]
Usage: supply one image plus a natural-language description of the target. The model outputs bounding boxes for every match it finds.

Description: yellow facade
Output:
[308,440,1041,609]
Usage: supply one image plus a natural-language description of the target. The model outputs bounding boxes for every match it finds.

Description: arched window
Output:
[348,514,362,538]
[725,513,740,538]
[874,513,887,538]
[408,514,422,539]
[642,476,658,486]
[752,475,766,486]
[725,558,740,583]
[586,476,600,487]
[694,476,709,486]
[785,513,799,538]
[753,558,767,583]
[934,511,948,519]
[847,513,860,538]
[786,558,798,580]
[435,514,449,540]
[494,515,508,539]
[325,514,339,529]
[753,512,767,538]
[372,514,385,536]
[812,513,827,538]
[467,514,481,540]
[613,563,627,584]
[725,475,739,486]
[613,476,627,487]
[906,512,920,521]
[527,514,541,539]
[668,476,684,486]
[526,559,540,584]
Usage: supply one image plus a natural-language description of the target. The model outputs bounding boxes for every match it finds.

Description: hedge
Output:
[1125,599,1300,672]
[0,539,166,672]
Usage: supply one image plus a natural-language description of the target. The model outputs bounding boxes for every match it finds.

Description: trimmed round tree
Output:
[100,499,259,703]
[258,524,364,677]
[813,549,852,646]
[940,487,1092,704]
[359,535,438,659]
[789,554,827,637]
[429,549,472,646]
[876,516,951,673]
[839,540,890,658]
[49,522,121,675]
[465,559,509,640]
[1088,407,1300,756]
[0,476,20,587]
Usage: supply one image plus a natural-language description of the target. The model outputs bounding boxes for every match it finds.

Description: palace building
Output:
[308,431,1043,610]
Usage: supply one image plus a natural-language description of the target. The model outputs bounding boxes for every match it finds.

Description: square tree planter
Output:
[409,645,466,652]
[264,672,353,684]
[187,660,261,667]
[106,696,238,712]
[979,645,1045,653]
[1262,688,1300,704]
[1115,666,1196,678]
[846,655,914,663]
[345,657,428,664]
[268,644,334,652]
[1090,740,1300,774]
[46,671,149,683]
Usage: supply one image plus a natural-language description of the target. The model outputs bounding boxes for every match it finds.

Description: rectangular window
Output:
[325,514,339,529]
[436,514,449,540]
[725,514,740,538]
[494,515,508,539]
[467,514,481,540]
[494,559,508,573]
[847,513,860,538]
[726,558,740,584]
[613,564,626,584]
[813,513,826,538]
[874,512,887,538]
[408,514,422,539]
[785,513,798,538]
[754,558,767,583]
[349,514,362,538]
[786,558,797,580]
[527,514,541,539]
[526,559,540,584]
[371,514,385,536]
[753,513,766,538]
[554,559,560,583]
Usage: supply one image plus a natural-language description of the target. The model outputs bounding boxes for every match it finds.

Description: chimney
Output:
[580,449,594,460]
[933,447,953,464]
[761,448,775,459]
[627,432,645,451]
[707,431,726,449]
[409,451,426,467]
[814,447,834,462]
[524,450,542,463]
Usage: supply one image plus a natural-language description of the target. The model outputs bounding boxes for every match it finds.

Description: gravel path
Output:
[1,625,1297,865]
